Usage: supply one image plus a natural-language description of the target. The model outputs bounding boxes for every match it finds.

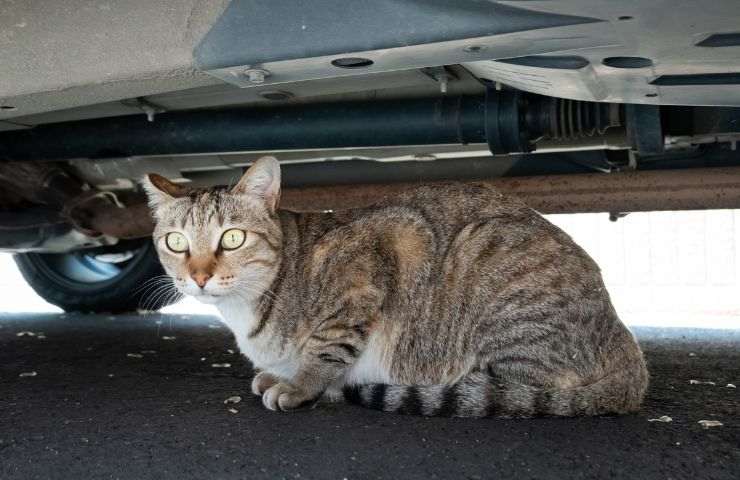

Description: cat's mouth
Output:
[190,293,222,304]
[177,281,239,304]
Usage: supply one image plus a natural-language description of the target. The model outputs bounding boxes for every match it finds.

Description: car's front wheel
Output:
[14,240,178,313]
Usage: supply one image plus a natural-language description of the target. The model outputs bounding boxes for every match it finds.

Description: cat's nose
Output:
[191,272,212,288]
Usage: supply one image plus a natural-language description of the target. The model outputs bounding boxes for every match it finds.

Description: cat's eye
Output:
[165,232,189,253]
[221,229,247,250]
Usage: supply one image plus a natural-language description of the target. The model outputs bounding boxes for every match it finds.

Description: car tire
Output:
[14,240,178,313]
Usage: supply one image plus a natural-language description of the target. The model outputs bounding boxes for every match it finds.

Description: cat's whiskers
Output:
[140,282,180,311]
[133,274,172,290]
[133,275,174,297]
[166,290,185,309]
[141,286,168,311]
[139,283,169,310]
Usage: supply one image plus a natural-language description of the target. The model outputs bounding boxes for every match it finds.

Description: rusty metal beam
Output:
[82,167,740,239]
[280,167,740,214]
[76,202,155,240]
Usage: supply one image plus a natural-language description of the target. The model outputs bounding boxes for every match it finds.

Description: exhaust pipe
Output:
[0,91,623,162]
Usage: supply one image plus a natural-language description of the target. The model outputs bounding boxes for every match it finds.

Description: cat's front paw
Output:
[262,382,318,412]
[251,371,280,396]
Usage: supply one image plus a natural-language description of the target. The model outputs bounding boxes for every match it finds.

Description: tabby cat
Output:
[144,156,648,417]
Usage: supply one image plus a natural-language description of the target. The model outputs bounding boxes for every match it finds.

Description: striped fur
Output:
[343,360,649,418]
[145,157,649,417]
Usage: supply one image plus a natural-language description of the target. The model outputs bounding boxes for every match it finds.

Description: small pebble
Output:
[698,420,723,429]
[37,335,47,340]
[141,350,157,354]
[211,363,231,368]
[227,349,235,355]
[126,353,143,359]
[688,352,696,357]
[200,357,206,362]
[224,396,242,405]
[16,331,36,337]
[228,408,238,414]
[726,383,736,389]
[689,380,715,386]
[648,415,672,423]
[108,374,115,378]
[162,336,176,341]
[19,371,37,377]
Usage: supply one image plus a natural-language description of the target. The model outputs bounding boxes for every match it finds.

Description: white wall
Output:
[547,210,740,329]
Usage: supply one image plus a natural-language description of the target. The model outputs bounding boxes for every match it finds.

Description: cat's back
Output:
[352,182,568,252]
[296,182,592,298]
[301,182,570,256]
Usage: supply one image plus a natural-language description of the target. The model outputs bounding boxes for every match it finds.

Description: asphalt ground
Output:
[1,313,738,480]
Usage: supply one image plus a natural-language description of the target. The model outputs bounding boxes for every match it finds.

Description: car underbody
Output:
[1,1,739,312]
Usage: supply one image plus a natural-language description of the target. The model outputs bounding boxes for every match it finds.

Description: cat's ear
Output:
[142,173,188,209]
[231,156,281,213]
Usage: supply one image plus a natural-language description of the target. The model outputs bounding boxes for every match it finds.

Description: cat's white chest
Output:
[216,299,297,378]
[344,331,392,385]
[325,331,392,400]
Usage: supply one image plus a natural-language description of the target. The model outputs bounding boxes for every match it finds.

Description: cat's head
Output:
[143,156,282,304]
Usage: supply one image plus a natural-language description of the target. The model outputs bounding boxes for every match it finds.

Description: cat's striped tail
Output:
[342,369,647,417]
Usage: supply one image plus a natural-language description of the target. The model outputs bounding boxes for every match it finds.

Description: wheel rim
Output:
[33,243,151,287]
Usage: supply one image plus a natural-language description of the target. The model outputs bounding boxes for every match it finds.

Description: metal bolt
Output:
[464,45,486,54]
[439,75,448,94]
[243,68,270,84]
[142,105,157,122]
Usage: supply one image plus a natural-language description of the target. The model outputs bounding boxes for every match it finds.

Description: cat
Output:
[143,156,648,417]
